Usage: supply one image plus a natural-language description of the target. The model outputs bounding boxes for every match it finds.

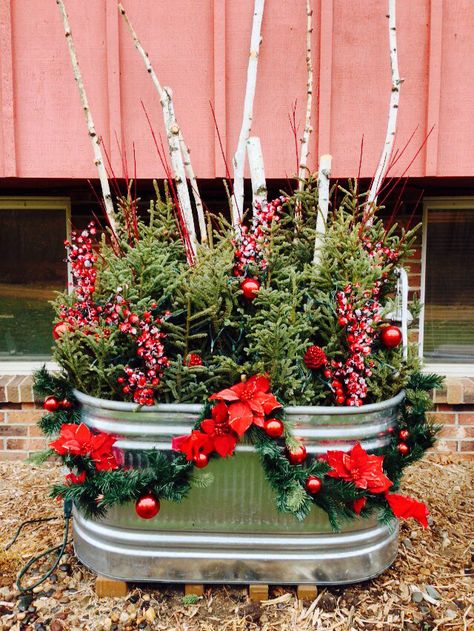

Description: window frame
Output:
[0,196,71,374]
[420,196,474,376]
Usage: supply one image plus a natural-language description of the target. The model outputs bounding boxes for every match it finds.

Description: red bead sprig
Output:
[64,222,98,300]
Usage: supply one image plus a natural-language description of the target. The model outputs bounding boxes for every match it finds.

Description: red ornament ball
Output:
[185,354,203,367]
[303,345,327,370]
[380,325,402,348]
[398,429,409,441]
[135,493,160,520]
[305,476,322,495]
[43,396,60,412]
[287,443,307,465]
[397,442,410,456]
[52,322,69,340]
[61,399,73,410]
[193,452,209,468]
[240,278,261,300]
[264,418,285,438]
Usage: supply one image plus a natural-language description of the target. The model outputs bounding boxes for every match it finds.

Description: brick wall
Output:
[1,373,473,461]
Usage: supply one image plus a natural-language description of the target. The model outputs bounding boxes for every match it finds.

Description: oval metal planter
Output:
[72,389,404,585]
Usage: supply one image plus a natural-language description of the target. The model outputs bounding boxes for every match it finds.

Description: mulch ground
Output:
[0,458,472,631]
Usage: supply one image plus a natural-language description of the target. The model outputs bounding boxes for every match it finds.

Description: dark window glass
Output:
[0,208,67,360]
[424,208,474,363]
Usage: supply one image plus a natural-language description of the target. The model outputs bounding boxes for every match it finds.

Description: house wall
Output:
[1,1,474,180]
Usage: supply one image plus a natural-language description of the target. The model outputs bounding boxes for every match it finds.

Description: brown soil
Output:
[0,458,472,630]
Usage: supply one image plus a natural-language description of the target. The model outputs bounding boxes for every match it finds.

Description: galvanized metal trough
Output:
[72,390,404,585]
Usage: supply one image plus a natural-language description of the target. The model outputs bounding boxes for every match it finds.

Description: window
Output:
[0,198,70,363]
[421,198,474,367]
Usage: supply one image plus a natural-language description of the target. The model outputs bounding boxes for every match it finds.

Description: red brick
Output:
[430,412,456,424]
[407,262,421,274]
[6,410,42,424]
[439,426,465,440]
[26,438,47,451]
[0,452,28,461]
[436,403,455,412]
[28,424,44,438]
[432,439,458,453]
[460,440,474,453]
[458,413,474,425]
[6,438,27,450]
[0,425,28,437]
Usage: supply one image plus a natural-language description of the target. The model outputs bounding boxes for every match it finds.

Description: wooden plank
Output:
[297,584,318,601]
[249,584,269,602]
[0,0,16,176]
[105,0,123,176]
[317,0,334,157]
[95,575,128,597]
[213,0,227,176]
[425,0,443,176]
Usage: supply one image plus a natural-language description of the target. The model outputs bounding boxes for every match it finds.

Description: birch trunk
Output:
[366,0,403,216]
[118,2,204,245]
[56,0,118,234]
[246,136,267,208]
[298,0,314,186]
[313,154,332,266]
[231,0,265,227]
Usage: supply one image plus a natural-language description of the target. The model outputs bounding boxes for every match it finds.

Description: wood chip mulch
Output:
[0,457,472,630]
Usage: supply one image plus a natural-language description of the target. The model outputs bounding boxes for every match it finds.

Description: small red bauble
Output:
[135,493,160,519]
[185,354,203,367]
[61,399,73,410]
[398,429,409,441]
[303,345,327,370]
[240,278,261,300]
[287,444,307,465]
[43,396,60,412]
[397,442,410,455]
[305,476,322,494]
[264,418,285,438]
[193,452,209,468]
[52,322,69,340]
[380,325,402,348]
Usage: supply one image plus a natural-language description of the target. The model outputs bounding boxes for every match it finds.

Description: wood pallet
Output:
[95,575,318,602]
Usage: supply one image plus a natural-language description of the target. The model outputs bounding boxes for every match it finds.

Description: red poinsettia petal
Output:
[209,387,240,402]
[261,393,282,415]
[213,433,238,458]
[248,375,271,393]
[227,401,254,436]
[385,493,429,528]
[211,401,229,423]
[49,437,68,455]
[200,419,216,435]
[353,497,367,515]
[326,450,351,479]
[248,397,265,415]
[171,434,189,453]
[75,423,93,444]
[252,413,265,428]
[94,455,119,471]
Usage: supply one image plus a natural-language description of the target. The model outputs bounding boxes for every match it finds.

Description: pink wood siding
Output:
[1,0,473,180]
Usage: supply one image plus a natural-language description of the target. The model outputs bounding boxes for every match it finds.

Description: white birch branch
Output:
[231,0,265,227]
[56,0,118,234]
[179,132,207,243]
[162,87,197,255]
[298,0,314,186]
[246,136,267,208]
[118,2,204,246]
[366,0,403,216]
[313,154,332,266]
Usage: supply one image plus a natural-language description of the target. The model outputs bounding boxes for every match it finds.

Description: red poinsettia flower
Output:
[49,423,118,471]
[200,402,238,457]
[209,375,281,436]
[172,429,214,461]
[65,470,87,485]
[385,493,429,528]
[352,497,367,515]
[325,442,393,494]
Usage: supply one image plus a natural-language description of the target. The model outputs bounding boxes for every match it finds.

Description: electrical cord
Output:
[4,500,73,594]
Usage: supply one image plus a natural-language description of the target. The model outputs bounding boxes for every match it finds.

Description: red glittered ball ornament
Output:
[193,452,209,468]
[287,444,307,465]
[380,325,402,348]
[264,418,285,438]
[397,442,410,456]
[303,345,327,370]
[240,278,261,300]
[61,399,73,410]
[398,429,409,441]
[135,493,160,520]
[305,476,322,495]
[185,354,203,367]
[52,322,69,340]
[43,396,60,412]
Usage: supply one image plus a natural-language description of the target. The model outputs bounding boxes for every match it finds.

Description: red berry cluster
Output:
[233,196,286,277]
[324,284,382,406]
[64,222,98,300]
[117,309,169,406]
[361,235,401,264]
[303,345,327,370]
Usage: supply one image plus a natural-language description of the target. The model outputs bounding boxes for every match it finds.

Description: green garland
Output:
[33,367,441,530]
